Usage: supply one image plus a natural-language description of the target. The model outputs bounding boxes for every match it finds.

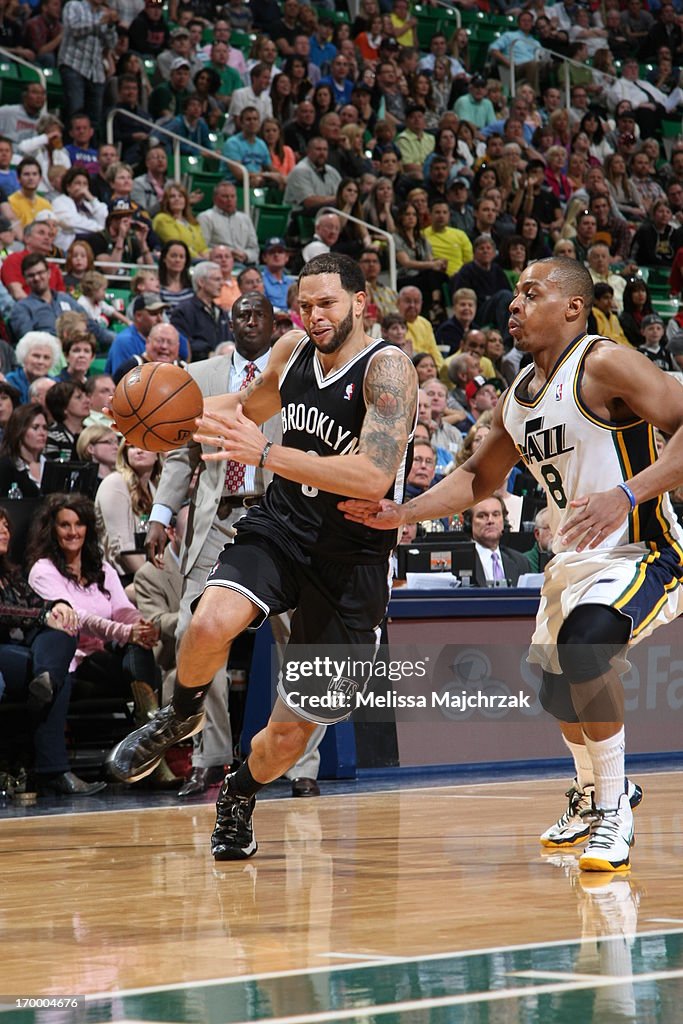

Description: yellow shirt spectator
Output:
[9,190,51,230]
[152,213,208,261]
[593,305,631,347]
[390,0,417,46]
[424,224,473,277]
[406,314,444,369]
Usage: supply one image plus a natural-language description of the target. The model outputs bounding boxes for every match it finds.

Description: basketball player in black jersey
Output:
[108,253,418,860]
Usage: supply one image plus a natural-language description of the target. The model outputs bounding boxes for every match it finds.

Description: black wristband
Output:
[259,441,273,468]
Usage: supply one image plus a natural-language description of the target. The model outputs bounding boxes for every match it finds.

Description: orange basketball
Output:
[111,362,203,452]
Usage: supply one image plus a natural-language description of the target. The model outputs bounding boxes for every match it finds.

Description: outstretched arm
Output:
[196,347,418,501]
[340,400,520,528]
[203,329,306,425]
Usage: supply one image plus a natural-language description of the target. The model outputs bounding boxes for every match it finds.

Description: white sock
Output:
[562,735,594,790]
[583,727,625,810]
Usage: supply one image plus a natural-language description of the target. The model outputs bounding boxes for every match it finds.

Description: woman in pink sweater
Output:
[27,494,159,699]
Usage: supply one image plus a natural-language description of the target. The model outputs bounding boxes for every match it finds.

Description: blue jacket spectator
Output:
[169,261,232,361]
[105,293,189,375]
[164,97,211,157]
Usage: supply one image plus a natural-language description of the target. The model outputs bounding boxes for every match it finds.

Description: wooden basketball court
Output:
[2,769,683,1023]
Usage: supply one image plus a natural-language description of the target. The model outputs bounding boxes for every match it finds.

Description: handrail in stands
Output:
[0,48,47,113]
[506,40,618,103]
[317,206,398,293]
[104,109,251,218]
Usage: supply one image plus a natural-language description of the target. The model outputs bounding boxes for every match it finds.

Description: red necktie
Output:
[224,362,258,494]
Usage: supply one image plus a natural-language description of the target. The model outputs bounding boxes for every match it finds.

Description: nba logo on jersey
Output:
[555,383,563,401]
[344,384,355,401]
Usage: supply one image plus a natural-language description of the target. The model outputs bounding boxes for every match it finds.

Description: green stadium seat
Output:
[231,30,256,55]
[189,170,223,209]
[295,212,315,244]
[652,297,678,320]
[255,203,293,244]
[16,63,41,83]
[417,20,435,49]
[181,155,202,175]
[644,266,672,289]
[0,62,24,105]
[460,9,487,26]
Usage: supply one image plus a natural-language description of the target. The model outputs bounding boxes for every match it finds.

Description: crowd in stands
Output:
[2,0,683,796]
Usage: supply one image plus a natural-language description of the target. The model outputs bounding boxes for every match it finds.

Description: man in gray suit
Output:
[146,293,324,797]
[134,503,189,694]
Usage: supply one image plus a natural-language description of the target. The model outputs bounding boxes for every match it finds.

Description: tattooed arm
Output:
[197,347,418,501]
[358,347,417,480]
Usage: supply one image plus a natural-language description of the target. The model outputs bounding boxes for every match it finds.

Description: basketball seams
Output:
[112,363,203,452]
[142,377,196,421]
[123,361,157,414]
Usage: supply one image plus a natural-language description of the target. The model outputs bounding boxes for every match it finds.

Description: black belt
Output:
[216,494,260,519]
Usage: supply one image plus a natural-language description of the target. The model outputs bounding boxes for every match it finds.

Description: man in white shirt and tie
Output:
[468,495,529,587]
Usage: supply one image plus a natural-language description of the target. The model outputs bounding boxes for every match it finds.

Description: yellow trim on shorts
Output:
[647,425,683,558]
[632,576,680,638]
[614,429,640,541]
[612,546,660,611]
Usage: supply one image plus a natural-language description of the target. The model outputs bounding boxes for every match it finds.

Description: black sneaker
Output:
[211,774,258,860]
[106,704,205,783]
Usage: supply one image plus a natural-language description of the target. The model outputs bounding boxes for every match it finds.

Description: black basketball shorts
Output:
[203,532,392,724]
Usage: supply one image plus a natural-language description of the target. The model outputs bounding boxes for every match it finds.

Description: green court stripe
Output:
[83,925,683,1001]
[220,966,683,1024]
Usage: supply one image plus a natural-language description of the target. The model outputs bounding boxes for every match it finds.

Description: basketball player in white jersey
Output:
[341,255,683,872]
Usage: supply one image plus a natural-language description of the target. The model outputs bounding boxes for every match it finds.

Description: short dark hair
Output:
[382,312,407,330]
[237,266,263,287]
[17,156,40,175]
[84,373,115,396]
[45,381,87,424]
[0,381,20,408]
[298,252,366,294]
[61,165,91,194]
[594,282,614,300]
[21,252,48,276]
[532,255,594,308]
[63,332,96,357]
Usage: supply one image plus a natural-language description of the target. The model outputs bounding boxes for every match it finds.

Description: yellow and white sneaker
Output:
[579,793,634,873]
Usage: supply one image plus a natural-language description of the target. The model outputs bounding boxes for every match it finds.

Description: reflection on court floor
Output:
[2,772,683,1024]
[4,926,683,1023]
